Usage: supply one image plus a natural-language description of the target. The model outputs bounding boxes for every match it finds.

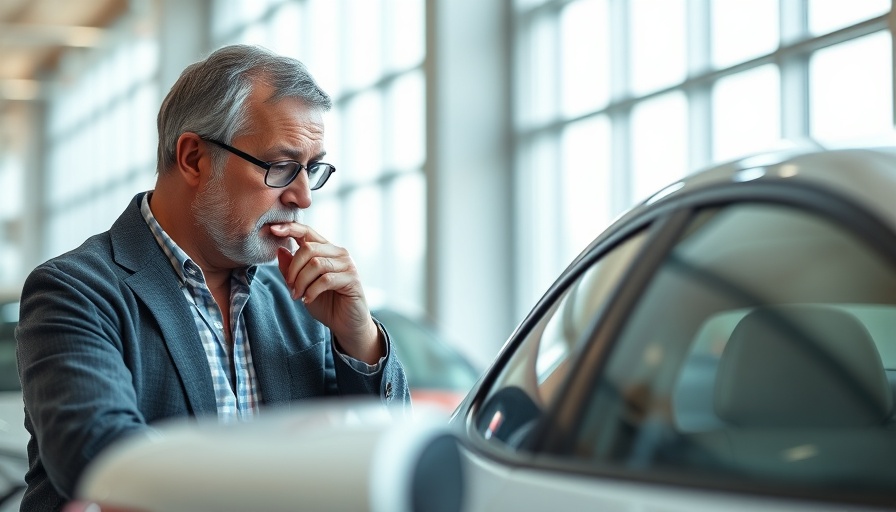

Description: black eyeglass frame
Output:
[202,137,335,190]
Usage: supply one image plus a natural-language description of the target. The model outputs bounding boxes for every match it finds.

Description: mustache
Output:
[255,207,304,229]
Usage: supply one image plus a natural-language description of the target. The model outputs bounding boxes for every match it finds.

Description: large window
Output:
[0,131,25,288]
[512,0,894,318]
[211,0,427,309]
[44,27,159,260]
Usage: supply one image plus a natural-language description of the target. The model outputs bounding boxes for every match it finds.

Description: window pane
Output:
[712,64,781,163]
[390,172,426,304]
[342,91,384,183]
[809,0,889,35]
[304,195,343,251]
[809,31,893,145]
[514,0,550,10]
[211,0,243,40]
[711,0,779,68]
[631,92,688,204]
[386,70,425,170]
[305,0,342,95]
[630,0,687,95]
[234,23,267,46]
[516,134,562,310]
[385,0,425,71]
[133,83,159,169]
[561,116,612,259]
[0,155,23,217]
[518,12,559,127]
[269,2,302,58]
[560,0,611,117]
[345,186,384,292]
[344,0,383,89]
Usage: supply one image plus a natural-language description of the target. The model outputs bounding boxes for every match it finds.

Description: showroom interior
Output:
[0,0,893,367]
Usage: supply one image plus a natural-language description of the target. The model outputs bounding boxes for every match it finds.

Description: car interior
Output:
[671,304,895,488]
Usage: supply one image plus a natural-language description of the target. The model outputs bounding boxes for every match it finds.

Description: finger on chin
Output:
[276,247,293,277]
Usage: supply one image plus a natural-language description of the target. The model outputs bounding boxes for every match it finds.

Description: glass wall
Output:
[14,0,896,357]
[0,131,24,289]
[44,26,159,260]
[511,0,894,316]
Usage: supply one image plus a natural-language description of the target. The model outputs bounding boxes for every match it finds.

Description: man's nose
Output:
[280,170,313,209]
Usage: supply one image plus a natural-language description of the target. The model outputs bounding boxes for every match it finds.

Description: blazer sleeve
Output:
[331,316,411,413]
[16,260,152,498]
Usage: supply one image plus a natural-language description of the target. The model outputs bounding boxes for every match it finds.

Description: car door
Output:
[459,185,896,511]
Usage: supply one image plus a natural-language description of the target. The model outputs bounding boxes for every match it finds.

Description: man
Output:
[15,44,410,511]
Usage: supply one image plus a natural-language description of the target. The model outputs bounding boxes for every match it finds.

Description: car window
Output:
[570,203,896,499]
[474,230,649,448]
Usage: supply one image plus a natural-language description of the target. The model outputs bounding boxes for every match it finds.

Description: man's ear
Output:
[174,132,207,187]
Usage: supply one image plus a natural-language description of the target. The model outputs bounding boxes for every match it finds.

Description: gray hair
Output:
[156,44,332,174]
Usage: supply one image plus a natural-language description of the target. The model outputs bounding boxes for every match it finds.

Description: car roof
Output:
[619,146,896,234]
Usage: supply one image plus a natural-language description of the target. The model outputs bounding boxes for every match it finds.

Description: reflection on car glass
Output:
[477,387,542,450]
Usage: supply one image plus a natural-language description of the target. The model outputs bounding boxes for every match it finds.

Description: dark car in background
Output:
[67,146,896,511]
[372,307,480,412]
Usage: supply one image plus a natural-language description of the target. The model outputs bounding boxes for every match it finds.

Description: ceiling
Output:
[0,0,128,101]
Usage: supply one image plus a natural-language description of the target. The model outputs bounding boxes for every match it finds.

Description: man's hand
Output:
[271,223,383,364]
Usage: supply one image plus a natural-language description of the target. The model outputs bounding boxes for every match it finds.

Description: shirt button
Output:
[213,321,223,330]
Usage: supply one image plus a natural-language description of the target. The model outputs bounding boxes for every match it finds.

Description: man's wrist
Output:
[334,318,385,365]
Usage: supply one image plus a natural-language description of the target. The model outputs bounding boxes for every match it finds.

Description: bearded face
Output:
[191,164,303,266]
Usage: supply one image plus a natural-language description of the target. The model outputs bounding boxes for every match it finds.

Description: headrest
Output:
[714,305,892,427]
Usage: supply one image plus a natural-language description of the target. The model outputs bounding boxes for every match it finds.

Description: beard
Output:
[191,170,303,266]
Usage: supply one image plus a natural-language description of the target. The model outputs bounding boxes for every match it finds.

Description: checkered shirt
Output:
[140,194,260,422]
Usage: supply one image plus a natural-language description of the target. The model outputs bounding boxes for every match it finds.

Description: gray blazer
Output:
[16,192,410,511]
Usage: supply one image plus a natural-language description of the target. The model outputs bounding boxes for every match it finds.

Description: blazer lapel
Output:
[112,193,218,416]
[244,283,293,405]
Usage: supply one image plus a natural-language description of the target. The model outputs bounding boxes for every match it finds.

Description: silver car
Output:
[70,146,896,511]
[453,145,896,511]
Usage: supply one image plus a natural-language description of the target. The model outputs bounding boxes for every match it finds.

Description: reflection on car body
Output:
[70,147,896,511]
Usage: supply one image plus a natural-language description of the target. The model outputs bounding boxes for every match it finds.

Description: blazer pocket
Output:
[287,341,326,399]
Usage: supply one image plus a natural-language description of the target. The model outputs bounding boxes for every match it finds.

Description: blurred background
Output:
[0,0,893,367]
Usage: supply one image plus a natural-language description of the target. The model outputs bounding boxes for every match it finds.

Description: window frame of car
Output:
[462,177,896,510]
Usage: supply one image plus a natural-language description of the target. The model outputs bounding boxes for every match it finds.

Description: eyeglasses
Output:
[202,138,335,190]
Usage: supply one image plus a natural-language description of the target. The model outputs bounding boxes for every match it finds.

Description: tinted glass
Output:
[570,204,896,499]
